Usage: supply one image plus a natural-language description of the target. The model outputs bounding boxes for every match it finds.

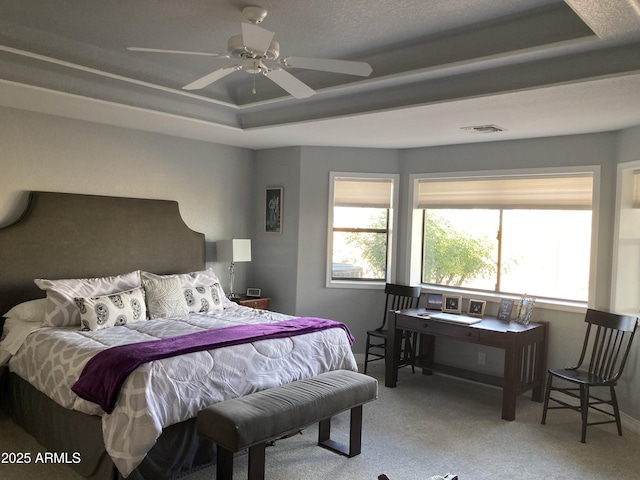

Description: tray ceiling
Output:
[1,0,639,149]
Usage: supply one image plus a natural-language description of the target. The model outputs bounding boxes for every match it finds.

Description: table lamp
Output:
[217,239,252,299]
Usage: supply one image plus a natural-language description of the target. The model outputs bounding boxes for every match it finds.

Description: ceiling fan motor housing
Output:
[242,6,267,24]
[227,34,279,60]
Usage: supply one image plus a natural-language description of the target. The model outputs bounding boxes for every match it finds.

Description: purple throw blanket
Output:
[72,317,354,413]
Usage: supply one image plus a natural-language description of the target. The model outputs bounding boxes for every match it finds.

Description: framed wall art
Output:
[265,187,283,234]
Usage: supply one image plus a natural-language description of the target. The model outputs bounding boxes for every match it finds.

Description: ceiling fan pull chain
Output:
[252,73,257,94]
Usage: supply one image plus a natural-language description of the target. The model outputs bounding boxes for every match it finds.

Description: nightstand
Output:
[231,295,271,310]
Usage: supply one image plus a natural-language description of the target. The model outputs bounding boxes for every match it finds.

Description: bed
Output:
[0,191,357,480]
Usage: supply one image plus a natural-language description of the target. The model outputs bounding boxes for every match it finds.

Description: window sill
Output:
[326,280,386,290]
[421,285,587,314]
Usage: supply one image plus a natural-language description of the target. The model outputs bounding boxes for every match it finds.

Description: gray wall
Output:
[251,132,640,421]
[0,106,254,287]
[251,147,302,314]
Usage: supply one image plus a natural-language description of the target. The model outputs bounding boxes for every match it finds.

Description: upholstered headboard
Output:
[0,191,205,316]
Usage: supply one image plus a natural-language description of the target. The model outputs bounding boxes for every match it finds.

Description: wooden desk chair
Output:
[364,283,422,374]
[541,308,638,442]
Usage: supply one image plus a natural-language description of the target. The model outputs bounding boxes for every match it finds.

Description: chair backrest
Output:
[574,308,638,382]
[377,283,422,330]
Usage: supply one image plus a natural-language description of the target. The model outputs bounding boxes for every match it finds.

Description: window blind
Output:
[417,174,593,210]
[334,178,393,208]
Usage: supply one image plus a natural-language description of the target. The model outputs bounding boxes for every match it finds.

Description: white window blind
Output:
[334,178,393,208]
[417,174,593,210]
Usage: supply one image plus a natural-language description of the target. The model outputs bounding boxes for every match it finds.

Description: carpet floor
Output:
[2,363,640,479]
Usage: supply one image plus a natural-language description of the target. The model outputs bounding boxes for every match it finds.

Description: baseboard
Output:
[622,411,640,435]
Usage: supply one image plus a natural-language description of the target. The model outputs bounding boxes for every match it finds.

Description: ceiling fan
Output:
[127,6,373,99]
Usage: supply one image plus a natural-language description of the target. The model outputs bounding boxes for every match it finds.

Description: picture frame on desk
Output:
[497,299,514,321]
[468,299,486,318]
[426,293,443,310]
[442,295,462,314]
[515,294,535,325]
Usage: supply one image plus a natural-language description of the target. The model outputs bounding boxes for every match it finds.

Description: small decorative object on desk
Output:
[497,298,514,321]
[515,294,535,324]
[468,299,486,318]
[246,287,262,297]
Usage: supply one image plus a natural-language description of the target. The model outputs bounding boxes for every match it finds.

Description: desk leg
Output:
[384,311,402,388]
[502,332,518,421]
[418,333,434,376]
[531,326,548,403]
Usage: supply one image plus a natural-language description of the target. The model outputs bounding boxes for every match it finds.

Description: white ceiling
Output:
[1,0,639,150]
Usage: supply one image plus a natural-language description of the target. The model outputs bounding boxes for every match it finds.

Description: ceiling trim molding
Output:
[0,44,237,109]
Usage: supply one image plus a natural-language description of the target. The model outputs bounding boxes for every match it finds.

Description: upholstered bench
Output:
[197,369,378,480]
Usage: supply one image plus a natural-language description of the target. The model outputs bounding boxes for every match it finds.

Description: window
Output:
[328,173,398,285]
[416,171,595,302]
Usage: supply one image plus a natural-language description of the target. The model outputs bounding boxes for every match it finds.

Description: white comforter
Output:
[7,303,358,477]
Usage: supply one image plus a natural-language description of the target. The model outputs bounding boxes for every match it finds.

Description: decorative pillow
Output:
[76,287,147,331]
[184,284,225,313]
[3,298,47,322]
[34,271,141,327]
[143,276,189,319]
[141,268,223,289]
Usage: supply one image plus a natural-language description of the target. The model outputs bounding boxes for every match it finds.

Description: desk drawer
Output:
[397,316,479,341]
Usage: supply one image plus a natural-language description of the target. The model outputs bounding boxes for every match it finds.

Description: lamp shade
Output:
[217,239,252,263]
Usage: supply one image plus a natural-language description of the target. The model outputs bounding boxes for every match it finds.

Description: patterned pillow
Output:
[184,284,225,313]
[76,287,147,331]
[141,268,223,289]
[34,271,141,327]
[143,276,190,319]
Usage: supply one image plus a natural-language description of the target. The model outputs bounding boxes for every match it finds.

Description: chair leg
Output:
[540,373,553,425]
[610,386,623,436]
[402,332,416,373]
[580,384,589,443]
[364,334,370,374]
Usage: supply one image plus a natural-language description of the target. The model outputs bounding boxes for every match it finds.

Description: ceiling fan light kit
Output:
[127,5,372,99]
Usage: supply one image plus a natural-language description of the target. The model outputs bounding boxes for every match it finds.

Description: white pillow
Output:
[143,276,189,319]
[76,287,147,331]
[3,298,47,323]
[34,271,141,327]
[184,284,225,313]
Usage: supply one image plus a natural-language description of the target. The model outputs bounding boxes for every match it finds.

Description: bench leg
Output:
[248,443,266,480]
[318,405,363,458]
[216,446,234,480]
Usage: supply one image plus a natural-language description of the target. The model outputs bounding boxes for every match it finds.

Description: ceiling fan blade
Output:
[282,56,372,77]
[128,47,227,57]
[265,68,315,99]
[241,22,275,55]
[182,65,241,90]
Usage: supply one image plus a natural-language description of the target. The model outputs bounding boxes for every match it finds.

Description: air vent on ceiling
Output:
[461,124,507,133]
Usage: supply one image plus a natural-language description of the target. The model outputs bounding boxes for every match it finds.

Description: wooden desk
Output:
[385,309,547,421]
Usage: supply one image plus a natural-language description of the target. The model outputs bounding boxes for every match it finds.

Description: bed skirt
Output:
[0,371,217,480]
